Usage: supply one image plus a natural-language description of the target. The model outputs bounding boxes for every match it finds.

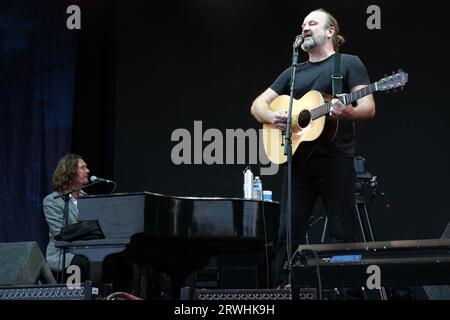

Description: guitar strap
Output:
[332,53,342,97]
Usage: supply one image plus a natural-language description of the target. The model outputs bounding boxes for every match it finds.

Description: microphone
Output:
[293,34,304,49]
[90,176,114,184]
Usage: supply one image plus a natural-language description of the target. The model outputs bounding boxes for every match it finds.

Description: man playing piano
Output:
[43,153,91,281]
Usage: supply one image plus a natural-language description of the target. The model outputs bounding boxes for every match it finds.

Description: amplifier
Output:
[292,239,450,288]
[0,281,103,300]
[180,287,317,300]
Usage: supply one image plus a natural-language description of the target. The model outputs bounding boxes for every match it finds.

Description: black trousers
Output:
[275,154,358,286]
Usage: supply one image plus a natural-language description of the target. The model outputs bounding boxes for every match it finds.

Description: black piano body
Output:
[56,192,280,296]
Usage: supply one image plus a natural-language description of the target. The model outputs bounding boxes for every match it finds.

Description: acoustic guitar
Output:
[262,70,408,164]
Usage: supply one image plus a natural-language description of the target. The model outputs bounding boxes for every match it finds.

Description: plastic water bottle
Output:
[253,176,263,200]
[243,167,254,199]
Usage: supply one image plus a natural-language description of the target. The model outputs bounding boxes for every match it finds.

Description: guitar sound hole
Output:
[298,110,311,128]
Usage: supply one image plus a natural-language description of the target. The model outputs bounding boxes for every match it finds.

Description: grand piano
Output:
[55,192,280,298]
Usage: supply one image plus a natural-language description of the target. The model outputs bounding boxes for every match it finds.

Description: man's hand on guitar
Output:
[330,98,354,120]
[269,111,288,130]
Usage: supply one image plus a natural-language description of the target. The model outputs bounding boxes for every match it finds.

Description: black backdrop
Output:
[72,0,449,243]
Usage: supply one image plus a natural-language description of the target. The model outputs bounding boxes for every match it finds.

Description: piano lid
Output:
[76,191,280,241]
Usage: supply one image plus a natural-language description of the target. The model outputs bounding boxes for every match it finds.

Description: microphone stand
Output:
[53,181,99,282]
[284,38,301,291]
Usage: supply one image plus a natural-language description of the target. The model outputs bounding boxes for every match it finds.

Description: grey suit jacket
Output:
[43,191,85,271]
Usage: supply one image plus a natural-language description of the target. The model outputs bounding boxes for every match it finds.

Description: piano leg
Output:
[89,261,104,285]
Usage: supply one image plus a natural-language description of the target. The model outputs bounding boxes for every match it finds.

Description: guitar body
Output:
[262,91,338,165]
[261,70,408,165]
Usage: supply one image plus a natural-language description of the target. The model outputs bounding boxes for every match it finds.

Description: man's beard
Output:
[301,32,327,52]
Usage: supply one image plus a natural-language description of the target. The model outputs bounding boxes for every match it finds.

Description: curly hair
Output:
[315,8,346,52]
[52,154,83,192]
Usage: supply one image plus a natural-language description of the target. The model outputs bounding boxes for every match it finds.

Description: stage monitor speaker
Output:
[0,242,56,286]
[0,281,101,300]
[180,287,317,300]
[443,221,450,238]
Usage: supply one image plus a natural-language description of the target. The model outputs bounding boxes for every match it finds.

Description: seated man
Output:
[43,153,91,282]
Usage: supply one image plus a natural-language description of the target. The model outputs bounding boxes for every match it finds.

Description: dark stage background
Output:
[111,0,450,242]
[1,0,449,252]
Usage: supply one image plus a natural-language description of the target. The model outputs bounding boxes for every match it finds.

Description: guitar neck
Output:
[311,82,377,120]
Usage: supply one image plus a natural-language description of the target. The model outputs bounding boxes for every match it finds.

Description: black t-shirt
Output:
[270,53,370,158]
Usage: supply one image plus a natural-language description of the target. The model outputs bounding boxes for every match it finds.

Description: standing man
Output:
[251,9,375,287]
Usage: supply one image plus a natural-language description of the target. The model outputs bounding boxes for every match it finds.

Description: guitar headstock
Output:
[376,69,408,93]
